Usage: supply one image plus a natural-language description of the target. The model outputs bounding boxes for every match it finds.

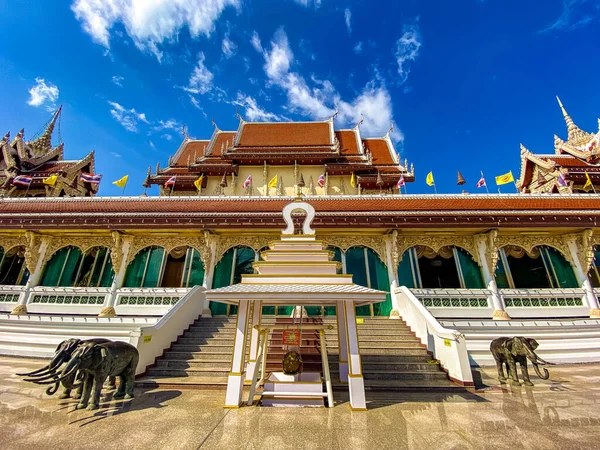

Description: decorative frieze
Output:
[395,235,481,266]
[495,234,573,266]
[321,235,387,262]
[215,235,277,264]
[42,236,114,268]
[126,235,210,267]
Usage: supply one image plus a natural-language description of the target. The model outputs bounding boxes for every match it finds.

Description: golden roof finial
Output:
[555,96,591,146]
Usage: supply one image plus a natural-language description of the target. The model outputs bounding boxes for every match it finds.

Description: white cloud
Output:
[189,95,201,110]
[110,151,122,158]
[540,0,594,33]
[149,140,156,149]
[71,0,241,61]
[111,75,124,86]
[221,33,237,58]
[344,8,351,34]
[27,78,59,110]
[108,100,148,132]
[293,0,322,7]
[257,29,398,140]
[181,52,214,95]
[250,30,262,52]
[233,93,284,122]
[395,25,421,83]
[153,119,181,132]
[353,41,363,54]
[161,133,173,141]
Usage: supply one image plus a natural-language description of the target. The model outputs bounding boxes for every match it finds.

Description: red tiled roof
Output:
[1,195,599,215]
[336,130,360,155]
[210,132,236,156]
[237,122,332,147]
[174,140,208,166]
[364,139,395,165]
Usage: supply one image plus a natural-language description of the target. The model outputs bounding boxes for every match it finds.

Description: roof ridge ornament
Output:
[211,117,220,132]
[354,114,364,129]
[281,200,316,235]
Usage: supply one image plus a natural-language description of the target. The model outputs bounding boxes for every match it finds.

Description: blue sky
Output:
[1,0,599,196]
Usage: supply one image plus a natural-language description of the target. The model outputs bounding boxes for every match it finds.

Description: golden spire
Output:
[555,96,591,146]
[29,105,62,156]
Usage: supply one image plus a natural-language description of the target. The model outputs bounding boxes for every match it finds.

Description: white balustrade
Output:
[410,288,493,319]
[394,286,473,385]
[500,288,588,318]
[115,287,191,316]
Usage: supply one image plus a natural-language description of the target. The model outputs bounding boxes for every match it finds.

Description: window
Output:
[495,246,578,289]
[397,246,484,289]
[589,247,600,288]
[210,246,256,315]
[345,246,392,317]
[41,246,114,287]
[0,246,29,286]
[124,246,205,288]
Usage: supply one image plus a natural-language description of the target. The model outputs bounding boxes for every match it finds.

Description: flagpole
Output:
[433,183,437,194]
[24,180,32,197]
[481,171,489,194]
[511,172,519,193]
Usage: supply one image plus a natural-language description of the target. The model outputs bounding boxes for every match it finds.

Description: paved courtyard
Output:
[1,356,600,450]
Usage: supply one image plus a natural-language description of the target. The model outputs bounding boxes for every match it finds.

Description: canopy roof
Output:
[206,283,386,306]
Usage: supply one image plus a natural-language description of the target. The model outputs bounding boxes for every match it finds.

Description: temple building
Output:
[0,107,98,198]
[1,99,600,406]
[517,97,600,194]
[143,117,414,196]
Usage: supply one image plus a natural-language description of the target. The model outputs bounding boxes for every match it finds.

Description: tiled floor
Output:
[1,356,600,449]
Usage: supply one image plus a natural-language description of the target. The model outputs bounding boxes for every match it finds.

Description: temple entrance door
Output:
[345,247,392,317]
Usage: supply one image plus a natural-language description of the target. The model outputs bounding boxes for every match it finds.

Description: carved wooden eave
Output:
[24,144,64,168]
[394,234,481,267]
[126,234,212,268]
[42,235,114,269]
[321,235,387,263]
[214,235,277,264]
[495,234,573,267]
[563,229,594,270]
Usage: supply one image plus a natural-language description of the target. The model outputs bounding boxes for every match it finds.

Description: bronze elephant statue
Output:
[490,337,552,386]
[36,340,139,410]
[19,338,116,398]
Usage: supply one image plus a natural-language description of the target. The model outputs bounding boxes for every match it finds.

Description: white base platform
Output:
[261,372,325,407]
[440,318,600,366]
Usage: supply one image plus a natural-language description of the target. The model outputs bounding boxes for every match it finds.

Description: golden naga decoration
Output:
[282,351,302,375]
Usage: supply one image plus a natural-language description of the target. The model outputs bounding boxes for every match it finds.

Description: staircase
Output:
[137,316,235,388]
[137,315,459,391]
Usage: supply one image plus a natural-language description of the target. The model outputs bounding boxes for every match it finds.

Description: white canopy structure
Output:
[206,199,386,410]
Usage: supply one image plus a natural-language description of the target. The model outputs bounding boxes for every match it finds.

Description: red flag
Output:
[165,176,176,187]
[396,175,405,189]
[476,176,486,188]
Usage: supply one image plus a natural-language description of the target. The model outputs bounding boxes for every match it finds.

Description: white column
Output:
[566,239,600,319]
[476,238,510,321]
[385,238,400,316]
[245,301,262,381]
[12,239,49,315]
[225,299,250,408]
[344,300,367,410]
[99,237,132,317]
[200,239,217,317]
[336,300,349,382]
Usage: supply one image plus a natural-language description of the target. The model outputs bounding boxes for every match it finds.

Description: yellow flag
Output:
[495,171,514,185]
[194,175,204,191]
[426,171,434,186]
[350,173,356,188]
[584,172,593,191]
[42,175,58,186]
[268,175,277,188]
[112,175,129,188]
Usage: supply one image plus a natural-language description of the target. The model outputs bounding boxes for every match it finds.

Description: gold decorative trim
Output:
[321,235,387,262]
[98,306,116,317]
[10,304,27,315]
[492,309,511,321]
[215,235,277,264]
[126,235,210,268]
[589,308,600,319]
[396,234,481,266]
[495,235,573,266]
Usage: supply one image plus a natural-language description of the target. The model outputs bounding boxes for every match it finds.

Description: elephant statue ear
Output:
[505,339,517,357]
[99,344,113,360]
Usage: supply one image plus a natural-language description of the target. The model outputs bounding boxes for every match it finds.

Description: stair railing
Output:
[394,285,474,386]
[128,286,207,375]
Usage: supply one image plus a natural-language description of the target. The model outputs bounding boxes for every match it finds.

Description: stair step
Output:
[176,337,234,345]
[136,376,229,389]
[156,360,231,370]
[163,352,232,361]
[170,345,234,353]
[333,379,461,391]
[146,368,229,378]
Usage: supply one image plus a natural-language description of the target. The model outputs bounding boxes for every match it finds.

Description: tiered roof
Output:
[517,98,600,194]
[0,107,97,197]
[144,117,413,192]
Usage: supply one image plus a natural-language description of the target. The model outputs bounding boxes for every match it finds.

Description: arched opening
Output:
[123,246,205,288]
[41,246,114,287]
[0,246,29,285]
[345,246,392,317]
[210,246,256,316]
[495,245,578,289]
[397,245,484,289]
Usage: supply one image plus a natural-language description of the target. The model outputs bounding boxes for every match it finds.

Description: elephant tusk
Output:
[17,365,52,377]
[45,381,60,396]
[34,364,79,385]
[24,369,61,383]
